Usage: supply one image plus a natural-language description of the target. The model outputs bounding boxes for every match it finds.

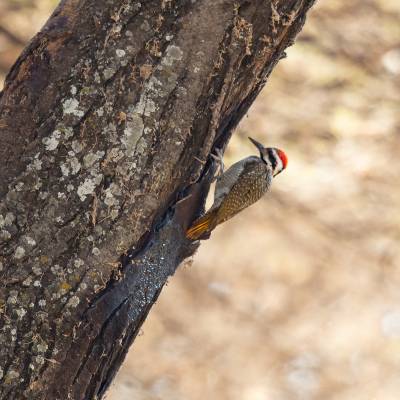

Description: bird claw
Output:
[211,148,224,180]
[211,148,225,176]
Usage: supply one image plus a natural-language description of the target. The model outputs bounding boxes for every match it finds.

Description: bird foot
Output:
[211,148,224,180]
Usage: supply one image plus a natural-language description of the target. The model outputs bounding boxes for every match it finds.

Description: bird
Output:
[186,137,287,240]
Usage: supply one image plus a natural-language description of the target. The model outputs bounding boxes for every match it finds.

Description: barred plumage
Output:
[186,137,287,240]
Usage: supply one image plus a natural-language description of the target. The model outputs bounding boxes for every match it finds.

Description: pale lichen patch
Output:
[23,277,33,287]
[74,259,84,268]
[62,98,84,117]
[60,151,81,176]
[33,178,42,191]
[7,293,17,304]
[0,230,11,241]
[32,158,42,170]
[15,182,24,192]
[103,68,116,80]
[35,356,45,365]
[110,208,119,220]
[61,126,74,140]
[27,156,43,172]
[26,236,36,246]
[71,140,84,153]
[14,246,26,259]
[92,247,101,256]
[5,213,15,226]
[83,151,105,168]
[42,130,61,151]
[161,45,183,66]
[16,308,27,319]
[67,295,80,308]
[135,135,149,155]
[35,342,48,353]
[135,97,156,116]
[60,163,70,177]
[77,174,102,201]
[38,299,46,307]
[32,266,42,275]
[116,49,126,57]
[104,184,121,207]
[122,114,145,155]
[70,157,81,174]
[107,147,124,163]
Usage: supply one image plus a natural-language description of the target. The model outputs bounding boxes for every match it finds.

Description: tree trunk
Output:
[0,0,314,398]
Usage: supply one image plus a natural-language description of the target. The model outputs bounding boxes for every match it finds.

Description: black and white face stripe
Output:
[261,148,283,175]
[267,148,277,170]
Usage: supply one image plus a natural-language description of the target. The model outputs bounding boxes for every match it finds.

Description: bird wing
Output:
[212,156,260,209]
[215,158,272,224]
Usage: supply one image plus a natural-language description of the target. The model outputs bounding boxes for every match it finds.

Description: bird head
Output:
[248,137,288,176]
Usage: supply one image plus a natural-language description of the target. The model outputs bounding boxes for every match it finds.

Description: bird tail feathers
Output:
[186,209,218,240]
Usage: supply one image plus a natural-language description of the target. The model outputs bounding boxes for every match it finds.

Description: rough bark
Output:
[0,0,315,399]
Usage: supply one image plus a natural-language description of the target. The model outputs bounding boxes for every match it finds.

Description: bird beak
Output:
[248,137,265,155]
[273,169,282,177]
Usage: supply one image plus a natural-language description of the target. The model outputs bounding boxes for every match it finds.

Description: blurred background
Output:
[1,1,400,399]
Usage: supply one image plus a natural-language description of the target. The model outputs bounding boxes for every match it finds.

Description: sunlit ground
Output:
[1,1,400,399]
